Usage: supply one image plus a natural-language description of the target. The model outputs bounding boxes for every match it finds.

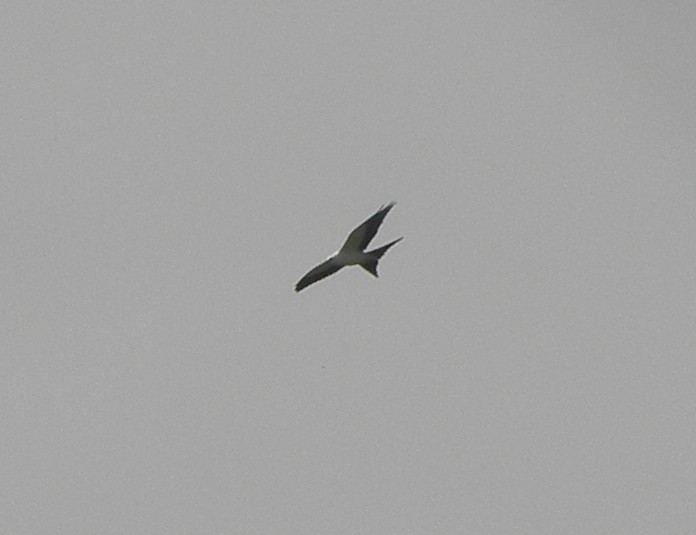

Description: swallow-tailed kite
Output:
[295,202,403,292]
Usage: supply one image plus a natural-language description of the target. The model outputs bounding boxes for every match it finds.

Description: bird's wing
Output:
[340,202,396,252]
[295,259,344,292]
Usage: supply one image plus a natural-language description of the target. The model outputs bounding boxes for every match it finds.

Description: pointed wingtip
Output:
[376,201,397,215]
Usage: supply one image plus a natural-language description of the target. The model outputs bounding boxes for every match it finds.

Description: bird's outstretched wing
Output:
[295,259,344,292]
[340,202,396,252]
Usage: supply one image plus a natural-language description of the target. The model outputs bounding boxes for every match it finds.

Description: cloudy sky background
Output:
[2,1,695,533]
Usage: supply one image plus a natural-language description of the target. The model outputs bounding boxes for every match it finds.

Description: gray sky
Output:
[2,1,695,533]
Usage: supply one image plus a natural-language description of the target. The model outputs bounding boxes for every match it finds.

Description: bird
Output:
[295,202,403,292]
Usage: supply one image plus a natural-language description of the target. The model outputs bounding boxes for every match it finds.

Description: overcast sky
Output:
[2,1,695,533]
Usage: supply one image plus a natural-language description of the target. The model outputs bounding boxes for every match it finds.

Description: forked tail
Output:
[360,237,403,277]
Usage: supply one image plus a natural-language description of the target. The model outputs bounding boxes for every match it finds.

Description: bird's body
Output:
[331,248,372,266]
[295,202,402,292]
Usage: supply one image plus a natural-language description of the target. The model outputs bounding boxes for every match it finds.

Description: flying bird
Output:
[295,202,403,292]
